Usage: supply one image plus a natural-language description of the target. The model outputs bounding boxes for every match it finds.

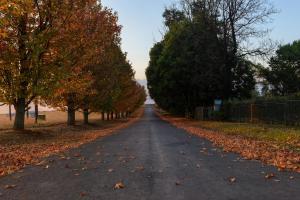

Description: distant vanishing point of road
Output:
[0,105,300,200]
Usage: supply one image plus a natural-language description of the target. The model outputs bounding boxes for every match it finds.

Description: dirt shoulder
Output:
[0,108,144,177]
[158,112,300,173]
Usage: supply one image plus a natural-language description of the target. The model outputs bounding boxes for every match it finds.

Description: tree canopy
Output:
[0,0,145,130]
[146,0,268,116]
[259,40,300,96]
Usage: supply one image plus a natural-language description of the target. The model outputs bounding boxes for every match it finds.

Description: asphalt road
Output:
[0,105,300,200]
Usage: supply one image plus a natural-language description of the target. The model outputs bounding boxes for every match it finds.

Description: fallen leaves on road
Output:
[135,166,145,171]
[108,168,114,173]
[74,153,81,158]
[175,181,181,186]
[159,114,300,173]
[36,160,47,166]
[265,173,275,179]
[4,185,16,189]
[0,109,144,177]
[228,177,236,183]
[80,192,87,197]
[114,182,125,189]
[81,167,88,171]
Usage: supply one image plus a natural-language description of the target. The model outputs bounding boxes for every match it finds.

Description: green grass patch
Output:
[196,121,300,150]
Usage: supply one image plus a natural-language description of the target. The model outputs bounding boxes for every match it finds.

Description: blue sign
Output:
[214,99,222,112]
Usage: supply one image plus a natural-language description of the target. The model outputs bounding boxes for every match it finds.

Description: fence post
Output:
[250,104,253,123]
[238,104,241,123]
[284,103,288,125]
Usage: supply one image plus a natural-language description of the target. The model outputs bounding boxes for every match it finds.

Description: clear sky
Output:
[102,0,300,80]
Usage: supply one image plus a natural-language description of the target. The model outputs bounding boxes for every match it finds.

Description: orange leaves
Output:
[160,114,300,173]
[114,182,125,190]
[0,0,127,127]
[228,177,237,183]
[0,1,26,17]
[264,173,275,179]
[45,1,124,113]
[4,184,17,189]
[175,181,181,186]
[79,192,87,197]
[0,31,8,39]
[0,107,143,178]
[135,166,145,172]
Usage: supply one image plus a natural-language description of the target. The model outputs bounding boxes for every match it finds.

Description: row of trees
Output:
[0,0,146,130]
[259,40,300,96]
[146,0,276,116]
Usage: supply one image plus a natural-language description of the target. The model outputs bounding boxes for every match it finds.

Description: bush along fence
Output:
[195,97,300,126]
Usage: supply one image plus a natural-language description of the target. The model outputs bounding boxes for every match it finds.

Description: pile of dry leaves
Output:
[159,114,300,173]
[0,109,143,177]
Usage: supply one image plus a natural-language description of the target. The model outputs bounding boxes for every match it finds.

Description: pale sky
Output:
[102,0,300,80]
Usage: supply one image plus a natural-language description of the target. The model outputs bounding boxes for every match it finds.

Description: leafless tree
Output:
[180,0,277,57]
[220,0,277,57]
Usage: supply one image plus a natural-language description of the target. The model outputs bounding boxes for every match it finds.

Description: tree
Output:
[82,45,125,124]
[231,58,256,99]
[181,0,276,98]
[147,12,226,115]
[163,7,185,28]
[0,0,145,129]
[259,40,300,96]
[44,1,121,125]
[0,0,67,130]
[146,0,261,116]
[218,0,276,98]
[92,45,146,121]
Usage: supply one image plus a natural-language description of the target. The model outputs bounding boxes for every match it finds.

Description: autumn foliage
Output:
[0,0,146,129]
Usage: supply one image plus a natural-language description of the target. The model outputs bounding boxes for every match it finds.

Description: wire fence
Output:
[195,100,300,126]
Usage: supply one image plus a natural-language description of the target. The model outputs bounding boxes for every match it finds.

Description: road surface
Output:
[0,105,300,200]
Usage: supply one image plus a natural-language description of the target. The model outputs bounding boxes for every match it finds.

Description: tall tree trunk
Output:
[106,112,110,121]
[83,108,89,125]
[101,112,105,121]
[67,94,76,126]
[14,15,28,130]
[9,104,12,121]
[111,112,114,120]
[83,97,89,125]
[35,103,39,124]
[13,98,26,130]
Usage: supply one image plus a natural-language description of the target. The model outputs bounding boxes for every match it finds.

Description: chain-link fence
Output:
[195,100,300,126]
[195,107,214,120]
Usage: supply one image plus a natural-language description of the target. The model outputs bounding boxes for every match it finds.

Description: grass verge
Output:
[193,121,300,151]
[158,111,300,173]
